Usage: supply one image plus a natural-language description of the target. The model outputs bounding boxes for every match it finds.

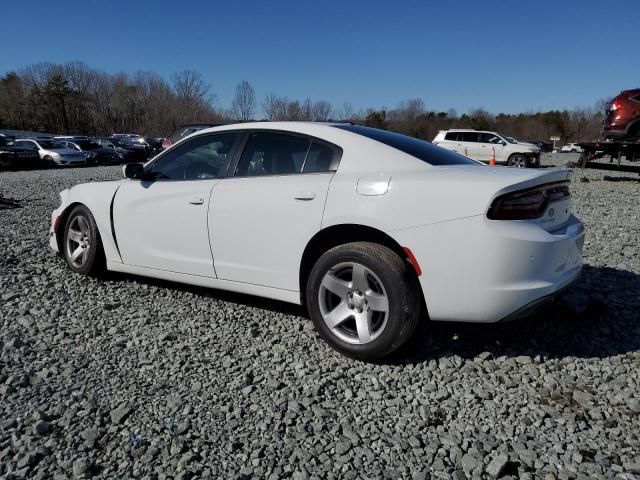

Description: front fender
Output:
[50,181,124,263]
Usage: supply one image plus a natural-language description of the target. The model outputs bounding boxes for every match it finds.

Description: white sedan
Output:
[16,138,87,166]
[49,122,585,360]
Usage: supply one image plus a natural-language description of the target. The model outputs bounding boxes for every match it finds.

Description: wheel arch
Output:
[626,119,640,138]
[299,223,422,303]
[54,202,85,253]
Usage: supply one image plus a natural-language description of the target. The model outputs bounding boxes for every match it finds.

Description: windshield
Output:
[78,141,100,150]
[0,137,16,147]
[38,140,66,149]
[333,125,480,166]
[505,136,518,144]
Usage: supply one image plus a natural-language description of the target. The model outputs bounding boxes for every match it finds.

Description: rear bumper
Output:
[497,274,579,322]
[390,214,585,323]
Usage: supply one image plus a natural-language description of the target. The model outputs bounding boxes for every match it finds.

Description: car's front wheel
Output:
[63,205,105,276]
[508,154,528,168]
[306,242,421,360]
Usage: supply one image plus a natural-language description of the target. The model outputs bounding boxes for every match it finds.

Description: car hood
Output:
[0,145,39,153]
[50,148,85,155]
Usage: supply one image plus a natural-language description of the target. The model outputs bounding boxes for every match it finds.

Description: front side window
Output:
[146,133,238,181]
[235,133,339,177]
[480,133,503,144]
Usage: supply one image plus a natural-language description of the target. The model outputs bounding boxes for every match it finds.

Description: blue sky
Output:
[1,0,638,115]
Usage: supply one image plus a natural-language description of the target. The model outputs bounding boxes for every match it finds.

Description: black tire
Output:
[507,154,527,168]
[62,205,105,276]
[306,242,421,361]
[43,155,56,168]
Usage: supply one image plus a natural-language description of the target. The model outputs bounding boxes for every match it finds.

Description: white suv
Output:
[560,143,583,153]
[432,129,541,167]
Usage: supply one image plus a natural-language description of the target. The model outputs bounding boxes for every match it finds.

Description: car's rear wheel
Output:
[507,154,527,168]
[63,205,105,276]
[306,242,421,360]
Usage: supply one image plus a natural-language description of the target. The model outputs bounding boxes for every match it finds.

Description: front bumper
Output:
[390,214,585,323]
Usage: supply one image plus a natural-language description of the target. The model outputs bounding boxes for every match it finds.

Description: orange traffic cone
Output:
[489,147,496,167]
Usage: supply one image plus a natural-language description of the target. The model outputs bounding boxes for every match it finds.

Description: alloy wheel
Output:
[318,262,389,345]
[66,215,91,268]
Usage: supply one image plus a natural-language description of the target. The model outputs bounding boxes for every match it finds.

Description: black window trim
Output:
[226,129,343,179]
[142,131,242,182]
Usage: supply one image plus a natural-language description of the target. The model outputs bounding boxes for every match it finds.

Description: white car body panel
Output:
[113,179,219,277]
[49,181,123,262]
[209,172,333,291]
[50,122,585,323]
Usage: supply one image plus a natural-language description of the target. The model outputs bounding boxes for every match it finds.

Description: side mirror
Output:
[123,162,145,179]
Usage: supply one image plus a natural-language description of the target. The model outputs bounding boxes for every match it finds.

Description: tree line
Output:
[0,61,605,142]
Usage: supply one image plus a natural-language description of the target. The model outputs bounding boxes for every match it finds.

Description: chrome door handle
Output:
[294,192,315,201]
[188,196,204,205]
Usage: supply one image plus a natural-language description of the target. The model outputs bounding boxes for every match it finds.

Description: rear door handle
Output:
[188,196,204,205]
[294,191,316,201]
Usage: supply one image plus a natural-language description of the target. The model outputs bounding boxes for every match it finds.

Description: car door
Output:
[209,131,341,291]
[113,132,240,277]
[440,131,463,154]
[459,131,481,159]
[478,132,504,162]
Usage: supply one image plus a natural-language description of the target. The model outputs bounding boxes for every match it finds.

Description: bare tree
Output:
[231,80,256,120]
[262,94,288,120]
[336,101,354,121]
[312,100,332,121]
[172,70,209,102]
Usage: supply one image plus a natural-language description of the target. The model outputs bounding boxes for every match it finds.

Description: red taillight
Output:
[610,101,624,112]
[162,138,172,149]
[488,182,570,220]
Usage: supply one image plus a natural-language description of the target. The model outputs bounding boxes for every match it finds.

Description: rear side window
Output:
[333,125,479,166]
[303,142,336,173]
[235,133,339,176]
[460,132,479,142]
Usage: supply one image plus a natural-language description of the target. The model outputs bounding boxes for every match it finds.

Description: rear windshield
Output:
[333,125,479,166]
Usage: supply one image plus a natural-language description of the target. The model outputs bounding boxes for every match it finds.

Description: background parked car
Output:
[432,129,541,167]
[59,140,124,165]
[97,137,148,162]
[144,137,166,156]
[603,88,640,139]
[15,138,87,167]
[0,134,43,169]
[107,136,149,161]
[529,140,554,153]
[560,143,584,153]
[162,124,222,149]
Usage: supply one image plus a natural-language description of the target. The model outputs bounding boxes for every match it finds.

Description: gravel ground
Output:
[1,153,639,480]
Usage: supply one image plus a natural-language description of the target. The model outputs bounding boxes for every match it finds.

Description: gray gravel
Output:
[1,154,639,479]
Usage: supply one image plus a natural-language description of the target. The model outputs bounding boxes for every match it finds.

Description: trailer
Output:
[570,139,640,175]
